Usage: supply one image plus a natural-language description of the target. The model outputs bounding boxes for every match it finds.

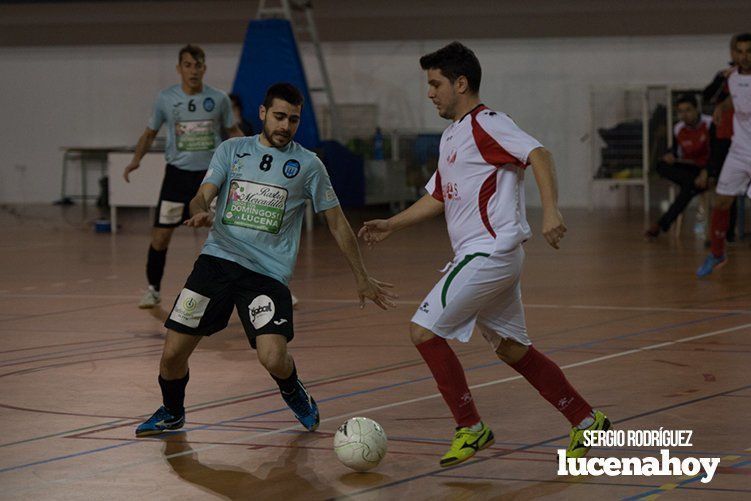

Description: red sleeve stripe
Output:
[478,171,497,238]
[470,107,527,169]
[431,169,444,202]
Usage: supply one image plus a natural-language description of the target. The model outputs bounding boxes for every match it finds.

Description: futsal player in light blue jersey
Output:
[135,83,397,436]
[123,45,243,309]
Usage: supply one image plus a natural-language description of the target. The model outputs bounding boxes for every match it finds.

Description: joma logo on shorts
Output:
[250,302,273,320]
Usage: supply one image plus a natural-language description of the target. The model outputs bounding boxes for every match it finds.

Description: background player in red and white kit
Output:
[359,42,609,467]
[645,94,712,239]
[697,33,751,277]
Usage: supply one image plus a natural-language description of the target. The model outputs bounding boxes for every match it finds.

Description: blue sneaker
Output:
[696,254,727,278]
[281,380,319,431]
[135,406,185,437]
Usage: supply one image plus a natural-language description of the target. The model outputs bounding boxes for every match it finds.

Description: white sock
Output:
[468,421,483,432]
[577,412,595,430]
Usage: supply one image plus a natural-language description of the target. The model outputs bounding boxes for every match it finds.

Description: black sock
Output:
[146,246,167,291]
[272,364,298,394]
[158,371,189,416]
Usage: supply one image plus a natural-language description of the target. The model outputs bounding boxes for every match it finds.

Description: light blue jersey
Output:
[148,84,233,171]
[201,136,340,284]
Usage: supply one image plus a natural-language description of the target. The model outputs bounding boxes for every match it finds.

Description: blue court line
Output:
[0,338,156,367]
[0,442,138,474]
[621,459,751,500]
[543,313,738,353]
[0,314,746,476]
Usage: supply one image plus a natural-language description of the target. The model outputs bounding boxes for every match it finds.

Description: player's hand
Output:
[713,106,723,126]
[357,219,393,248]
[123,162,139,183]
[542,208,567,250]
[695,170,708,190]
[184,211,213,228]
[662,153,676,165]
[357,276,398,310]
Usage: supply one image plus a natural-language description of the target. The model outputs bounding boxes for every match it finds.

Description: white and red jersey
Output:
[425,104,542,256]
[728,68,751,154]
[674,115,712,167]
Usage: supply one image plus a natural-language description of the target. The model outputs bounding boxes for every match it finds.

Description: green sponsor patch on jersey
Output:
[176,119,215,152]
[222,180,287,234]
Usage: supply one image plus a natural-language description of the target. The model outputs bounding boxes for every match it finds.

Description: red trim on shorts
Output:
[478,172,497,238]
[431,169,444,201]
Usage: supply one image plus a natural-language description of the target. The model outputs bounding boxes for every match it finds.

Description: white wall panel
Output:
[0,35,731,206]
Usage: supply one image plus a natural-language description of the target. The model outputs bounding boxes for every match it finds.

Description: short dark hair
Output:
[676,94,698,108]
[419,41,482,94]
[263,83,304,109]
[736,33,751,45]
[178,44,205,64]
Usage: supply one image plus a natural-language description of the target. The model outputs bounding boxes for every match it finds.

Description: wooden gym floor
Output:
[0,205,749,500]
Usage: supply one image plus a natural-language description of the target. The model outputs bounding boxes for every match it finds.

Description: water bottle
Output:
[373,127,385,160]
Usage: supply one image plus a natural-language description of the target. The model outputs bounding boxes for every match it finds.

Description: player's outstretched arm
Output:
[324,205,398,310]
[123,128,158,182]
[529,147,567,250]
[185,183,219,227]
[358,194,444,247]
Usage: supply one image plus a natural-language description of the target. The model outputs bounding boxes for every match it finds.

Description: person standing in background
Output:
[123,45,243,308]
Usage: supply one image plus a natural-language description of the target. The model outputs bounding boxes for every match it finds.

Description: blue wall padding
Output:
[232,19,321,148]
[320,140,365,207]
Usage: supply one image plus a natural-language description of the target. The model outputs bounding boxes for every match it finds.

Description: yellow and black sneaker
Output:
[566,410,611,458]
[439,422,495,467]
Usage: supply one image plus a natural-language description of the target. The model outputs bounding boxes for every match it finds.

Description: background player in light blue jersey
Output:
[135,83,397,437]
[123,44,243,308]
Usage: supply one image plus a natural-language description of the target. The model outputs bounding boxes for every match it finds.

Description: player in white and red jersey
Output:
[697,33,751,277]
[359,42,609,467]
[645,94,712,239]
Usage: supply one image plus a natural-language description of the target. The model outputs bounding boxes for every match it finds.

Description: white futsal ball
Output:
[333,417,387,472]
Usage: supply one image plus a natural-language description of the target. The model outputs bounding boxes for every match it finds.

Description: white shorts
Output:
[411,246,530,351]
[716,146,751,197]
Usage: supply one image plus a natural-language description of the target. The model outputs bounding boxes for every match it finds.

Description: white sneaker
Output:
[138,286,161,309]
[291,293,299,309]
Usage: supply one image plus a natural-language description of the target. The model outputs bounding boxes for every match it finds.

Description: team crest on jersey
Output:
[283,159,301,178]
[203,97,215,112]
[444,182,461,201]
[447,150,457,165]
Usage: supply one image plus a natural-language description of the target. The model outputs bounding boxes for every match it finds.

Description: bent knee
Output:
[160,348,188,373]
[258,349,287,374]
[494,338,529,364]
[716,196,735,210]
[151,228,173,250]
[410,323,436,346]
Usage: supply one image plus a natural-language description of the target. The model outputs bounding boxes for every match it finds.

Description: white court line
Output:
[298,298,751,315]
[10,320,750,495]
[0,293,748,315]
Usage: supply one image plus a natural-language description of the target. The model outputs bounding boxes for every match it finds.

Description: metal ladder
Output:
[256,0,341,141]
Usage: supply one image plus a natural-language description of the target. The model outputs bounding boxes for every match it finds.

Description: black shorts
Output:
[164,255,294,348]
[154,164,207,228]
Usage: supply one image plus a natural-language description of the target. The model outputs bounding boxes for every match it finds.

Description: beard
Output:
[262,123,292,148]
